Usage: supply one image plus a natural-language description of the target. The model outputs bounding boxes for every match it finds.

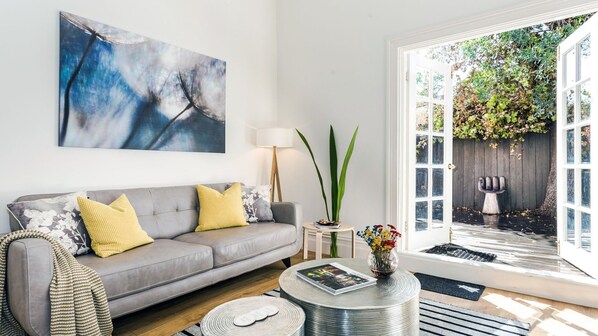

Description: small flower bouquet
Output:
[357,224,401,277]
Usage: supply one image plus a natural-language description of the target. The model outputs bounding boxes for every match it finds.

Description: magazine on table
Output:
[296,262,377,295]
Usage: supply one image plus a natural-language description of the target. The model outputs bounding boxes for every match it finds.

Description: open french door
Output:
[406,56,454,251]
[557,13,598,279]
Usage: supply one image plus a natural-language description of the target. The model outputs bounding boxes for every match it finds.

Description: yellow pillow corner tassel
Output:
[78,194,153,258]
[196,183,247,232]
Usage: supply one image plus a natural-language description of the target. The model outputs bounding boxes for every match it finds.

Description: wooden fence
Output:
[452,133,552,212]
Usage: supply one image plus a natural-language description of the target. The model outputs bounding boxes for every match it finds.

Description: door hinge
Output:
[405,71,409,82]
[557,46,561,61]
[557,240,561,254]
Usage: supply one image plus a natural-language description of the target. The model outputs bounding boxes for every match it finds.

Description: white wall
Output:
[0,0,278,233]
[276,0,528,240]
[276,0,598,252]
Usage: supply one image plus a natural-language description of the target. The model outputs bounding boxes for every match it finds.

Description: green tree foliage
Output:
[428,14,592,143]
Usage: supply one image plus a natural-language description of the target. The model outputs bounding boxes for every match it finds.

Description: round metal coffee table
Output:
[201,296,305,336]
[279,258,420,336]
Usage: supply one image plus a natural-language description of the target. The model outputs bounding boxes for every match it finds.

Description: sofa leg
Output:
[282,257,291,268]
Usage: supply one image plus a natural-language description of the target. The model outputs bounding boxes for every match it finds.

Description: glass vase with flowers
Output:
[357,224,401,278]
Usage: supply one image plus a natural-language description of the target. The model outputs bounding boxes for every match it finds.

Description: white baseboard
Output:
[399,251,598,309]
[304,236,598,308]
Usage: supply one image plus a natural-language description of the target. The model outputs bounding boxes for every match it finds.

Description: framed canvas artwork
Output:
[59,12,226,153]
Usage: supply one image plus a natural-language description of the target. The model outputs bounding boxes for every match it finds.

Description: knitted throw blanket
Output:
[0,230,112,336]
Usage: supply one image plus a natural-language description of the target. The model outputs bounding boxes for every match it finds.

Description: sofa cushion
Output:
[226,184,275,223]
[76,239,213,300]
[87,187,197,240]
[78,194,154,258]
[196,183,247,232]
[7,191,91,256]
[86,183,233,240]
[174,223,296,267]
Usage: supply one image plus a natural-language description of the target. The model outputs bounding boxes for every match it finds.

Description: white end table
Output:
[201,297,305,336]
[302,223,356,259]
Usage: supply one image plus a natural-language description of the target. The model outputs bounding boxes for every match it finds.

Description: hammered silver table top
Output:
[201,296,305,336]
[279,258,421,335]
[279,258,420,309]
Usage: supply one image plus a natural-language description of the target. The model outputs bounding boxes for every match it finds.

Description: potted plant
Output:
[296,126,358,258]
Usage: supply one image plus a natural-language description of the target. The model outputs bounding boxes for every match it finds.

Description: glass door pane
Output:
[408,55,453,251]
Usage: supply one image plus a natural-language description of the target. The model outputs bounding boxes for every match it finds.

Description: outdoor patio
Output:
[448,209,589,277]
[417,14,596,280]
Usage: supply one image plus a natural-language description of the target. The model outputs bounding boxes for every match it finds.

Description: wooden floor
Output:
[451,221,589,277]
[113,251,598,336]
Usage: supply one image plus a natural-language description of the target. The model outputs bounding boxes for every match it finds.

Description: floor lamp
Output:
[257,128,293,202]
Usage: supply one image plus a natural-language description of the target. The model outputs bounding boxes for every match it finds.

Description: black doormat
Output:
[426,243,497,262]
[415,273,486,301]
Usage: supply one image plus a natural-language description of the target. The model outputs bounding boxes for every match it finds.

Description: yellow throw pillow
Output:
[196,183,248,232]
[77,194,154,258]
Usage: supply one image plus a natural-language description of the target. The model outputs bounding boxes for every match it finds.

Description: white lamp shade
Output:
[256,128,293,148]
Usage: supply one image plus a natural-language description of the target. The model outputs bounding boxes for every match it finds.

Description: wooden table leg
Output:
[315,232,323,260]
[351,228,356,258]
[303,227,309,260]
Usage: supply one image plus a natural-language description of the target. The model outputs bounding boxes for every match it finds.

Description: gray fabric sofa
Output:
[6,183,303,336]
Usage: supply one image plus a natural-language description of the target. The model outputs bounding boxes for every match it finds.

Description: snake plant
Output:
[296,126,359,257]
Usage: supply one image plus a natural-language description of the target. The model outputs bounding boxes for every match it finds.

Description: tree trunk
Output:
[532,125,556,217]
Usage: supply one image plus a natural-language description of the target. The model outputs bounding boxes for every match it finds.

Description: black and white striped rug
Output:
[176,288,530,335]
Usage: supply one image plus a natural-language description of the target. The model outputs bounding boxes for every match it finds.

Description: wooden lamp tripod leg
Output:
[270,146,283,202]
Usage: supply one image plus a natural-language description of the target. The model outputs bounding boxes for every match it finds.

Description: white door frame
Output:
[386,0,598,308]
[556,14,598,278]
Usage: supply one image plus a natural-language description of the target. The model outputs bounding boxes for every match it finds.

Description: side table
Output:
[302,223,356,259]
[201,296,305,336]
[279,258,420,335]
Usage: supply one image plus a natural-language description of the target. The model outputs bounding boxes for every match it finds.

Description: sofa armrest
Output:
[8,238,52,336]
[272,202,303,248]
[271,202,302,227]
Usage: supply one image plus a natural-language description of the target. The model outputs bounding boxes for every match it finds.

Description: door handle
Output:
[448,163,456,170]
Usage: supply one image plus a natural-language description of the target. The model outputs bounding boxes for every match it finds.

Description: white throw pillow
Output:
[226,184,275,223]
[7,191,91,256]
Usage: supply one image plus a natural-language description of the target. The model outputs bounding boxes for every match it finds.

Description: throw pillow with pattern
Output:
[226,184,275,223]
[7,191,91,256]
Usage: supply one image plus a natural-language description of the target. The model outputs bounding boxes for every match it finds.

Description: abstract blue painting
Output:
[59,12,226,153]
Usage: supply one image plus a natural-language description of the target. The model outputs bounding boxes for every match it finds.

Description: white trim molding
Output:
[304,237,598,308]
[399,251,598,308]
[386,0,598,306]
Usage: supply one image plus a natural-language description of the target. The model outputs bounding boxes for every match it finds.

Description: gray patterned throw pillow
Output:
[226,184,274,223]
[7,191,91,256]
